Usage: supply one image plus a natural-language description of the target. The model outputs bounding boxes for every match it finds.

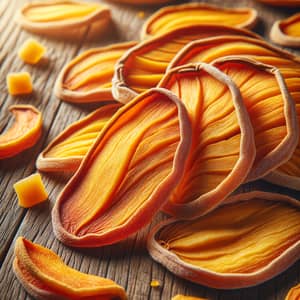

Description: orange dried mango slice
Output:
[169,35,300,190]
[37,103,121,172]
[270,13,300,48]
[13,237,127,299]
[55,42,137,103]
[17,0,111,39]
[7,72,33,96]
[286,283,300,300]
[0,105,42,159]
[148,191,300,289]
[210,57,298,181]
[159,63,255,218]
[52,88,192,247]
[141,3,257,39]
[112,25,260,103]
[256,0,300,6]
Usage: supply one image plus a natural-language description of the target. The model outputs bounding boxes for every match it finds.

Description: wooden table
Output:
[0,0,300,299]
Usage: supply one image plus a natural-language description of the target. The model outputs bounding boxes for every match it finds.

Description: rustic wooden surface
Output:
[0,0,300,299]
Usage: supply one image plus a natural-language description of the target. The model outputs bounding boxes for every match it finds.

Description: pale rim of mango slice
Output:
[270,13,300,48]
[141,3,258,39]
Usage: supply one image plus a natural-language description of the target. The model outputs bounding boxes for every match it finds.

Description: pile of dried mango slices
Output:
[3,0,300,299]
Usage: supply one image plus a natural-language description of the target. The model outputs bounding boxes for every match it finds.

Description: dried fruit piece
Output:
[158,63,255,218]
[14,173,48,208]
[112,25,260,103]
[286,283,300,300]
[52,88,192,247]
[0,105,42,159]
[37,103,121,172]
[13,237,127,299]
[169,35,300,190]
[7,72,33,95]
[55,42,137,103]
[172,296,207,300]
[210,57,297,181]
[148,191,300,289]
[150,280,160,287]
[141,3,257,39]
[256,0,300,7]
[270,13,300,48]
[18,38,46,64]
[17,0,111,39]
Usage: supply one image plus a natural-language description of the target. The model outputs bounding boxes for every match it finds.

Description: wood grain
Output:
[0,0,300,299]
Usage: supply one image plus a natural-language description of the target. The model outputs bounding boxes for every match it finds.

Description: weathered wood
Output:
[0,0,300,299]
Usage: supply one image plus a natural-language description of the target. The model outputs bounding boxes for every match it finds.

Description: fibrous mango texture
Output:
[159,63,255,218]
[37,103,121,172]
[148,192,300,289]
[112,25,259,103]
[169,35,300,190]
[13,237,127,299]
[55,42,137,103]
[271,13,300,47]
[52,88,192,247]
[141,3,257,39]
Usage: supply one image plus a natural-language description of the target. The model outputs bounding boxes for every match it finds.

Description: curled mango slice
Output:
[286,283,300,300]
[52,88,192,247]
[13,237,127,299]
[37,103,121,172]
[17,0,111,39]
[0,105,42,159]
[141,3,257,39]
[211,57,298,181]
[169,35,300,190]
[148,191,300,289]
[270,13,300,48]
[55,42,137,103]
[112,25,260,103]
[158,63,255,218]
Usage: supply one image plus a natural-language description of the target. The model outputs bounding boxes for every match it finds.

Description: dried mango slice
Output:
[18,38,46,65]
[141,3,257,39]
[37,103,121,172]
[270,13,300,48]
[55,42,137,103]
[0,105,42,159]
[52,88,192,247]
[210,57,297,181]
[13,237,127,299]
[112,25,260,103]
[148,191,300,289]
[7,72,33,96]
[17,0,111,39]
[169,35,300,190]
[172,296,207,300]
[158,63,255,218]
[256,0,300,6]
[286,283,300,300]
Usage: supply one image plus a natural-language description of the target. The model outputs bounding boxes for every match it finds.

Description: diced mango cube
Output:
[150,280,160,287]
[18,38,46,64]
[7,72,33,95]
[14,173,48,208]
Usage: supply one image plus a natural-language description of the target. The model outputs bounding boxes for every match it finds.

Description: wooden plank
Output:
[0,0,300,299]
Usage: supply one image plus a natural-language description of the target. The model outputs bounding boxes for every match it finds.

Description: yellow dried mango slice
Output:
[159,63,255,218]
[17,0,111,39]
[37,103,121,172]
[271,13,300,47]
[112,25,260,103]
[210,57,297,181]
[13,237,127,299]
[256,0,300,6]
[52,88,192,247]
[148,191,300,289]
[55,42,137,103]
[169,35,300,190]
[141,3,257,39]
[0,105,42,159]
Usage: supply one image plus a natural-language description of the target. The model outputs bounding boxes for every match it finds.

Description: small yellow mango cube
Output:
[14,173,48,208]
[7,72,33,95]
[18,38,46,64]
